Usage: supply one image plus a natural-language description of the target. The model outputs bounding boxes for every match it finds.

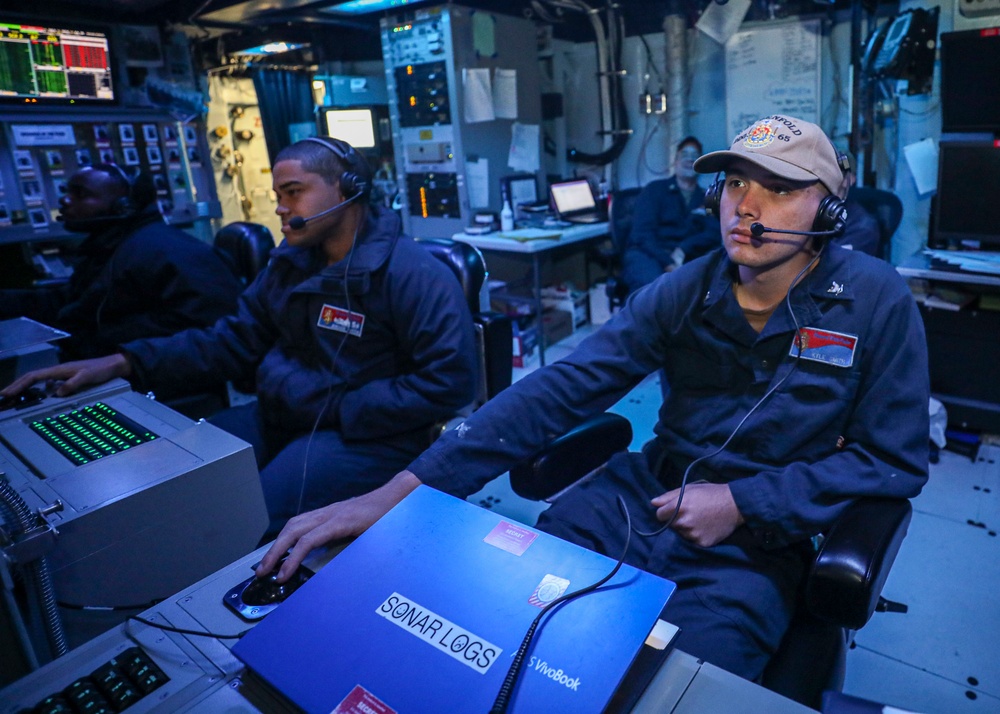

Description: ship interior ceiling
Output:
[3,0,1000,712]
[39,0,890,57]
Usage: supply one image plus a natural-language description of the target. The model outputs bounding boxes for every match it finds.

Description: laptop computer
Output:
[550,179,607,224]
[233,486,676,714]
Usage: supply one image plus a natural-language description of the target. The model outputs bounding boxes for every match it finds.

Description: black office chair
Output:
[848,186,904,261]
[417,238,513,416]
[508,413,912,710]
[593,187,643,310]
[200,221,277,402]
[214,221,275,287]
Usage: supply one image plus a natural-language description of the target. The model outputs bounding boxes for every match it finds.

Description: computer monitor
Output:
[501,173,538,207]
[940,28,1000,134]
[0,19,116,105]
[322,107,377,149]
[933,140,1000,248]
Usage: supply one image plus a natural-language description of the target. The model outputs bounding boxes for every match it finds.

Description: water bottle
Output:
[500,192,514,232]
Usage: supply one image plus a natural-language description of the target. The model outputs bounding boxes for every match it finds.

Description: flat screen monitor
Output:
[502,174,538,207]
[0,20,115,105]
[933,140,1000,247]
[323,108,376,150]
[940,28,1000,133]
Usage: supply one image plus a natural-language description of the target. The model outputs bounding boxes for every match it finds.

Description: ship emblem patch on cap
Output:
[744,120,777,149]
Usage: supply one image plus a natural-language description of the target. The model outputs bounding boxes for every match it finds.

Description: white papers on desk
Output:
[508,122,539,172]
[493,69,518,119]
[904,138,939,196]
[496,228,562,242]
[925,249,1000,276]
[463,68,495,123]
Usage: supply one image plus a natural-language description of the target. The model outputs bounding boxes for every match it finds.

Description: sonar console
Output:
[0,379,268,676]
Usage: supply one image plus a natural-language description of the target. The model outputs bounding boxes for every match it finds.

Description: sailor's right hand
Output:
[1,353,132,399]
[258,469,423,583]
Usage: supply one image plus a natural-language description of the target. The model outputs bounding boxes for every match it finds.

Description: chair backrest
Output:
[847,186,903,260]
[214,222,275,286]
[608,187,644,255]
[417,238,512,407]
[416,238,486,315]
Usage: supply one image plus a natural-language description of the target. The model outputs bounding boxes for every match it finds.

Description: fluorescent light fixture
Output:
[235,41,307,56]
[320,0,429,16]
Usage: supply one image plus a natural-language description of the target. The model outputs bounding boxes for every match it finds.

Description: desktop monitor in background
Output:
[501,173,538,209]
[940,28,1000,134]
[933,140,1000,249]
[323,107,377,149]
[0,19,116,105]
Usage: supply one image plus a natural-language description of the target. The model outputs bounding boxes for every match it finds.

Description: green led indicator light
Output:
[30,403,160,466]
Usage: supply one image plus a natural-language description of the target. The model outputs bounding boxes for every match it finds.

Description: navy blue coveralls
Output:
[410,244,929,680]
[622,176,720,290]
[124,206,478,532]
[0,208,242,360]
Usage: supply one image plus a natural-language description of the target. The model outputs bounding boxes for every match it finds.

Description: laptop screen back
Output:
[550,179,597,216]
[233,486,676,714]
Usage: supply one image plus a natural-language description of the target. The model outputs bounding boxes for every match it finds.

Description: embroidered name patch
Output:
[318,304,365,337]
[791,327,858,368]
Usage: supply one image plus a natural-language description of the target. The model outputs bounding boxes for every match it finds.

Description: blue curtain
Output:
[251,68,314,163]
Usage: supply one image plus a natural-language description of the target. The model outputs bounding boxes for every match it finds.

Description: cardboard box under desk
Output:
[541,307,573,346]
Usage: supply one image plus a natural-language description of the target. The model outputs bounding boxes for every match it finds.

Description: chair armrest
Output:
[805,497,912,630]
[473,312,512,402]
[508,413,632,501]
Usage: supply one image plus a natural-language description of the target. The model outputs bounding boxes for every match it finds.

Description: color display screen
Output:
[0,21,115,104]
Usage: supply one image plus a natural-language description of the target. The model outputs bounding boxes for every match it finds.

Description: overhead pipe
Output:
[663,11,689,156]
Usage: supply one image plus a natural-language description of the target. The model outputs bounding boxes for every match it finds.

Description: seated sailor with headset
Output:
[0,164,242,361]
[256,115,930,682]
[2,138,479,537]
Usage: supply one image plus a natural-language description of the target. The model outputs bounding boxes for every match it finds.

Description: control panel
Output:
[381,5,541,237]
[0,380,268,659]
[0,113,219,247]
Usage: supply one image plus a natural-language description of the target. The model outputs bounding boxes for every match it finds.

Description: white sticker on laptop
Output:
[528,574,570,608]
[376,593,502,674]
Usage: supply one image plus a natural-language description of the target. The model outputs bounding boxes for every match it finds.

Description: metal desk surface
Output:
[453,223,610,366]
[897,251,1000,287]
[452,222,610,253]
[1,544,813,714]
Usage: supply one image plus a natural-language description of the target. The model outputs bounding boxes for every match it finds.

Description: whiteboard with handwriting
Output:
[725,19,822,142]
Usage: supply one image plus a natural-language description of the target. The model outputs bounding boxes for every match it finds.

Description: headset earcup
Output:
[111,196,135,216]
[340,171,359,199]
[813,194,847,235]
[305,136,372,202]
[704,179,723,217]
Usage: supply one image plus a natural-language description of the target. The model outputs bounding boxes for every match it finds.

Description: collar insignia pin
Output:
[827,281,844,295]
